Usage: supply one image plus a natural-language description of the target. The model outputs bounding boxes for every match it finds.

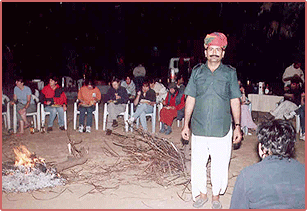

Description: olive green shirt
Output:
[184,62,241,137]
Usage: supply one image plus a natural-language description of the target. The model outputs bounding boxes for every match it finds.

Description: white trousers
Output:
[191,127,232,201]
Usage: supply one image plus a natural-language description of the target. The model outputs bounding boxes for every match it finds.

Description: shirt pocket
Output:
[214,79,230,99]
[195,77,211,97]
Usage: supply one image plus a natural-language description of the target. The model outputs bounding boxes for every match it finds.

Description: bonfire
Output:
[2,145,66,193]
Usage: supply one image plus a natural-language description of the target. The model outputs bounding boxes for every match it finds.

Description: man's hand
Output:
[181,126,190,141]
[63,104,67,111]
[18,108,26,115]
[233,127,242,144]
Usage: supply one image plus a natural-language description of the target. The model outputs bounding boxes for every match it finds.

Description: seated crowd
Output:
[4,74,188,136]
[4,73,304,143]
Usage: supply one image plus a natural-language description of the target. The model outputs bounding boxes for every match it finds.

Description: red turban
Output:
[204,32,228,49]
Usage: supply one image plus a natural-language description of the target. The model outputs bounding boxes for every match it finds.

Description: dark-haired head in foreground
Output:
[257,119,296,159]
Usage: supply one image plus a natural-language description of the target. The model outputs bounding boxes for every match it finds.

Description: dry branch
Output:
[112,124,187,187]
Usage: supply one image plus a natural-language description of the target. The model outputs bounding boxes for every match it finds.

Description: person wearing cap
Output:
[159,82,185,135]
[230,120,305,209]
[181,32,242,209]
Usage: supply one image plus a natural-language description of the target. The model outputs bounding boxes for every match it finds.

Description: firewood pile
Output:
[111,126,188,187]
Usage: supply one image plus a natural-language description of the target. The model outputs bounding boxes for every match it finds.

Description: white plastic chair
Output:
[62,76,74,88]
[177,118,184,128]
[2,94,10,130]
[77,79,84,90]
[37,81,44,90]
[73,100,99,130]
[131,102,157,133]
[41,104,67,130]
[103,102,129,132]
[13,95,41,133]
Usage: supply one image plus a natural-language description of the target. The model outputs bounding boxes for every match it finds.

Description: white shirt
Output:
[121,80,136,96]
[133,65,146,77]
[152,82,167,103]
[282,64,304,87]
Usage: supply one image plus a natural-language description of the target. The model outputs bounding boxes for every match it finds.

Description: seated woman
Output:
[77,79,101,133]
[12,77,36,134]
[121,74,136,99]
[105,77,129,135]
[40,75,67,132]
[239,82,257,135]
[128,80,156,132]
[159,82,185,135]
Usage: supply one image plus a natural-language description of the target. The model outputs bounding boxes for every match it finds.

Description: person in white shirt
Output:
[121,75,136,99]
[282,61,304,90]
[133,63,146,92]
[149,78,168,104]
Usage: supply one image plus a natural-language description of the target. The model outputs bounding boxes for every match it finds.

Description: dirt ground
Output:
[2,101,305,209]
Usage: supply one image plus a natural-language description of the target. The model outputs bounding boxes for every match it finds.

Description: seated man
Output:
[176,73,186,94]
[282,61,304,91]
[128,80,156,132]
[159,82,185,135]
[12,77,36,134]
[40,75,67,131]
[105,77,129,135]
[77,79,101,133]
[230,120,305,209]
[121,74,136,99]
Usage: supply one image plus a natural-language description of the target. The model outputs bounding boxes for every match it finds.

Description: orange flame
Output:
[13,145,45,168]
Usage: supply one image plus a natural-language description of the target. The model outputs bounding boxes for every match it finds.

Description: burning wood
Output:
[2,145,66,193]
[13,145,45,169]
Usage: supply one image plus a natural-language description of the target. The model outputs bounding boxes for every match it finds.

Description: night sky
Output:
[2,2,305,86]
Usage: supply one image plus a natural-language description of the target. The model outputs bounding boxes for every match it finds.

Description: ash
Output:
[2,164,66,193]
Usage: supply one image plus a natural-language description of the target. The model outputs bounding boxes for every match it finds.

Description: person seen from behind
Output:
[230,119,305,209]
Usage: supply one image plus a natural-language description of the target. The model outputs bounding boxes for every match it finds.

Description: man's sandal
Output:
[193,196,208,208]
[212,200,222,209]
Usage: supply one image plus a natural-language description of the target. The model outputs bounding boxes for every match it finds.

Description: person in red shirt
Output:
[40,76,67,131]
[159,82,185,135]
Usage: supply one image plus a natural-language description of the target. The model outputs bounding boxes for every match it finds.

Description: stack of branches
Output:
[112,125,188,187]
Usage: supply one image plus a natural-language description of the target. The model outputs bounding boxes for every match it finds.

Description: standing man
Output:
[181,32,242,209]
[133,63,146,92]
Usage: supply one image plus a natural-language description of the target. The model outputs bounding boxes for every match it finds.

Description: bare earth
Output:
[2,101,305,209]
